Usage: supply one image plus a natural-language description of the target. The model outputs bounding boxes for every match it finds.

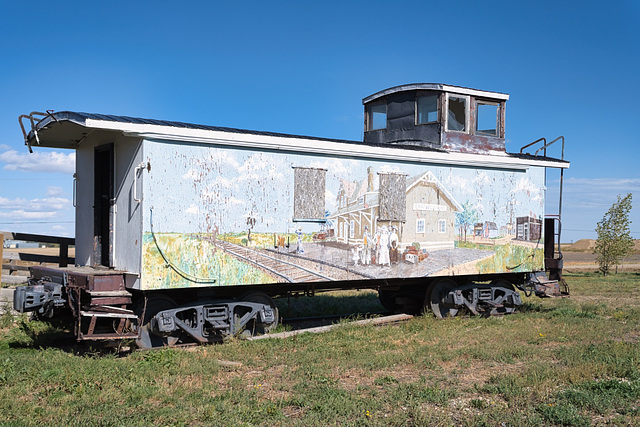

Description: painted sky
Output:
[144,141,544,235]
[0,0,638,243]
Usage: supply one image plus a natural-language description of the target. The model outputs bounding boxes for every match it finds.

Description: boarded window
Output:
[293,167,326,221]
[378,173,406,222]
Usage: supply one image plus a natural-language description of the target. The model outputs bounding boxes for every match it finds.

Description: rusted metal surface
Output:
[30,265,126,292]
[441,132,505,154]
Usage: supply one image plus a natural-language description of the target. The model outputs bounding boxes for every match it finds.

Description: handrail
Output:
[519,137,546,154]
[520,136,565,161]
[133,162,147,203]
[534,136,565,160]
[18,111,57,153]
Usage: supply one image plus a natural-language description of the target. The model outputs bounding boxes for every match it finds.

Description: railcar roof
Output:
[23,110,568,169]
[29,110,365,146]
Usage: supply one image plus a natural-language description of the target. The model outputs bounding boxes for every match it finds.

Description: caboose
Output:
[15,83,569,348]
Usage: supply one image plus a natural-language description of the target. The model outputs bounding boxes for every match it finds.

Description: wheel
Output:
[489,280,517,315]
[426,278,460,318]
[237,291,279,336]
[378,289,397,313]
[134,295,180,349]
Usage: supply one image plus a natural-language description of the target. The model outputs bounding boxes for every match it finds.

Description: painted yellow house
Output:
[330,169,461,250]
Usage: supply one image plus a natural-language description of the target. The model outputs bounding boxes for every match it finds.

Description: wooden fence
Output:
[1,232,75,285]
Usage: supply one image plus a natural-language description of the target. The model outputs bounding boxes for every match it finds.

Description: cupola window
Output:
[476,102,499,136]
[367,103,387,130]
[416,94,438,124]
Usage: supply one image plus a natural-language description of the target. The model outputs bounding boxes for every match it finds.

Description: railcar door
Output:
[93,143,114,267]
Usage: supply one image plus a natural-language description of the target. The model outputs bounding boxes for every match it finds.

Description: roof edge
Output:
[363,83,510,104]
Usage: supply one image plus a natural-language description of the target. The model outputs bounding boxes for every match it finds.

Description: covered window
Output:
[438,219,446,233]
[293,167,326,222]
[367,103,387,130]
[378,172,406,222]
[476,102,499,136]
[416,94,438,124]
[416,218,425,234]
[446,95,468,132]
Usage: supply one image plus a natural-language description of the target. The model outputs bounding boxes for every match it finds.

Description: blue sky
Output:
[0,0,638,242]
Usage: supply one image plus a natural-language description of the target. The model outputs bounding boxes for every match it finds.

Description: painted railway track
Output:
[214,240,335,283]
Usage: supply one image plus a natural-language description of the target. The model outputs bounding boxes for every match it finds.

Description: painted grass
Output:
[1,273,639,425]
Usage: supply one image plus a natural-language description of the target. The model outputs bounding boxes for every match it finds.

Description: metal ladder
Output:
[520,136,569,296]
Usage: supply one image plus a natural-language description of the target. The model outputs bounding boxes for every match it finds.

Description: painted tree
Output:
[455,201,479,242]
[594,193,633,275]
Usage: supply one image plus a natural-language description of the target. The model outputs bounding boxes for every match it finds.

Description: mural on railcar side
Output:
[140,141,545,290]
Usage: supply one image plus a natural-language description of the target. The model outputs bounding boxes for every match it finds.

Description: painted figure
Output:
[352,245,362,265]
[296,228,304,254]
[390,226,399,264]
[362,226,372,265]
[378,226,391,266]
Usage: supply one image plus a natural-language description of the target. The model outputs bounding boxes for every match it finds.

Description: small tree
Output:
[455,201,479,242]
[594,193,633,275]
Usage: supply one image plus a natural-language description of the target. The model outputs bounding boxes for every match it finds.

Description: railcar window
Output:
[447,95,467,132]
[416,94,438,124]
[293,167,326,222]
[378,172,406,222]
[368,103,387,130]
[476,102,499,136]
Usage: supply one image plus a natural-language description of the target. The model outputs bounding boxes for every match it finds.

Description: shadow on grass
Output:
[4,314,133,357]
[516,301,555,314]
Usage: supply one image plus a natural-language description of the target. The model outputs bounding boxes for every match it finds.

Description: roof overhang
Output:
[363,83,510,104]
[24,112,568,171]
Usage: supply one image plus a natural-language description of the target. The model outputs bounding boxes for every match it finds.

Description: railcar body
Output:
[15,83,569,348]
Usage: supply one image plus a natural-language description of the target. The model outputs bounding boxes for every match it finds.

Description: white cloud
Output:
[515,176,539,194]
[46,186,64,197]
[308,158,356,176]
[212,176,235,188]
[238,153,270,173]
[563,177,640,192]
[0,210,57,219]
[227,196,245,206]
[443,173,470,193]
[0,149,75,174]
[325,189,336,211]
[0,196,71,212]
[185,204,200,215]
[182,168,200,180]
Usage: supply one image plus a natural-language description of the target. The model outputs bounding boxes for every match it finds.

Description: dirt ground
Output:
[562,250,640,271]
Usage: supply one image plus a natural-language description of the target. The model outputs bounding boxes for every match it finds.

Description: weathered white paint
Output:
[76,119,568,170]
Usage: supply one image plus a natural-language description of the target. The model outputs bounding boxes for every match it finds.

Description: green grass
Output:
[1,273,639,425]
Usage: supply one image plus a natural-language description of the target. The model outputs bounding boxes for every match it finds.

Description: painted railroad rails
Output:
[214,240,335,283]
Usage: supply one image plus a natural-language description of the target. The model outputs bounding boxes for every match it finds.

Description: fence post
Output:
[60,241,69,267]
[0,233,3,284]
